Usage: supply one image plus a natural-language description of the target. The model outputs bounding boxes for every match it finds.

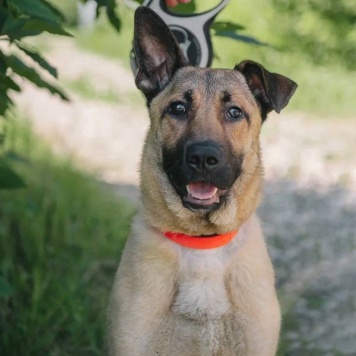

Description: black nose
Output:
[185,141,221,172]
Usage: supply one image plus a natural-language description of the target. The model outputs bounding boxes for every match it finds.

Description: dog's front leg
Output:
[107,219,178,356]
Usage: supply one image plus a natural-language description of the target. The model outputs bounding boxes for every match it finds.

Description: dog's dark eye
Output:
[169,102,187,119]
[226,107,243,121]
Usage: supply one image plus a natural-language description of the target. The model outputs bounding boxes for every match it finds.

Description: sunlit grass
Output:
[0,118,135,355]
[66,76,143,105]
[66,76,118,102]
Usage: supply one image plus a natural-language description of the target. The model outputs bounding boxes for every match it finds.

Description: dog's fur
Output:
[108,7,297,356]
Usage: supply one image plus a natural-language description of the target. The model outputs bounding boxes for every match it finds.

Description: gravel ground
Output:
[14,39,356,355]
[260,113,356,355]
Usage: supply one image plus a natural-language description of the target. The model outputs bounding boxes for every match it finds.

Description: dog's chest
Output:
[172,248,231,319]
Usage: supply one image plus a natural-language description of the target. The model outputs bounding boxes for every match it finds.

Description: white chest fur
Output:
[171,244,237,320]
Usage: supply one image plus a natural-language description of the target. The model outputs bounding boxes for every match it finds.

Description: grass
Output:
[75,13,133,69]
[66,76,118,103]
[74,0,356,118]
[0,118,135,355]
[66,76,143,105]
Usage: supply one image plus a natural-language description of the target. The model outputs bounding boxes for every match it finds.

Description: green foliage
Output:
[0,116,25,190]
[4,53,69,100]
[94,0,121,32]
[0,158,25,189]
[0,119,134,354]
[1,0,69,38]
[0,0,121,118]
[0,0,121,190]
[211,22,267,46]
[272,0,356,70]
[0,275,13,297]
[14,41,57,77]
[0,0,71,117]
[75,10,133,66]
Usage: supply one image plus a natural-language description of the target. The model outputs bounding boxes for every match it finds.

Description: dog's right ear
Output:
[133,7,188,102]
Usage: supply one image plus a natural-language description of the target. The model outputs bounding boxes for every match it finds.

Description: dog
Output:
[108,6,297,356]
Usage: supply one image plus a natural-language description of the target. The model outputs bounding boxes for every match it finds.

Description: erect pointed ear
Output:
[133,6,188,102]
[235,60,297,120]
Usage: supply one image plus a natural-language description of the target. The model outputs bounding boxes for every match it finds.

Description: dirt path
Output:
[15,39,148,185]
[14,38,356,354]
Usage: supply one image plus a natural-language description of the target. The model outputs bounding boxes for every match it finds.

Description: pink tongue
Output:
[187,182,218,200]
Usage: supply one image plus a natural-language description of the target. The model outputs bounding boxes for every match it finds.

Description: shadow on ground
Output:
[259,179,356,355]
[111,178,356,355]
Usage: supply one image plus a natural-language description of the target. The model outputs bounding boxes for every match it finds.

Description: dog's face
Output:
[156,67,257,213]
[134,7,297,233]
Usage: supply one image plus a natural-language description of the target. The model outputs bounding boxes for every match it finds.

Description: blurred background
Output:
[0,0,355,354]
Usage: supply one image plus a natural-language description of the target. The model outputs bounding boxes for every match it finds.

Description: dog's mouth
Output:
[162,141,243,212]
[182,181,227,211]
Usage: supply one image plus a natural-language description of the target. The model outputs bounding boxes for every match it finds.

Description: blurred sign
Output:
[130,0,230,73]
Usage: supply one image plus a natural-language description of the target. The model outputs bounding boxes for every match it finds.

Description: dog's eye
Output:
[169,102,187,118]
[226,107,243,121]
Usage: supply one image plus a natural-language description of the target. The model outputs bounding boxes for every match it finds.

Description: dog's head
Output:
[134,7,297,234]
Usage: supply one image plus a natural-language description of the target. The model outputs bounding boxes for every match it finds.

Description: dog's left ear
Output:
[235,60,297,119]
[134,6,188,102]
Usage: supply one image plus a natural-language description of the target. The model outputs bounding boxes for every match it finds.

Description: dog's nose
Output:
[185,141,221,172]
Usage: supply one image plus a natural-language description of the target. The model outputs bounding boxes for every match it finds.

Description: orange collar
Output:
[163,230,238,250]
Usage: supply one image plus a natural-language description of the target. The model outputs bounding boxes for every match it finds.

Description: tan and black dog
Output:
[108,6,297,356]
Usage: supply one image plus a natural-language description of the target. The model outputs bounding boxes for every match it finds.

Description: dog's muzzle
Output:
[163,140,242,211]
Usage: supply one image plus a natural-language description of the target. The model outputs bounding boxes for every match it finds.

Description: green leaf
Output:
[0,55,6,72]
[106,7,121,32]
[214,30,268,46]
[4,54,69,101]
[7,0,62,23]
[0,73,21,92]
[0,55,14,115]
[0,90,13,116]
[0,160,25,189]
[0,0,71,38]
[15,41,58,78]
[0,276,13,297]
[4,151,29,164]
[0,7,10,32]
[94,0,121,32]
[38,0,66,22]
[211,21,245,32]
[2,16,72,39]
[0,15,27,36]
[6,2,25,19]
[22,18,72,37]
[211,21,267,47]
